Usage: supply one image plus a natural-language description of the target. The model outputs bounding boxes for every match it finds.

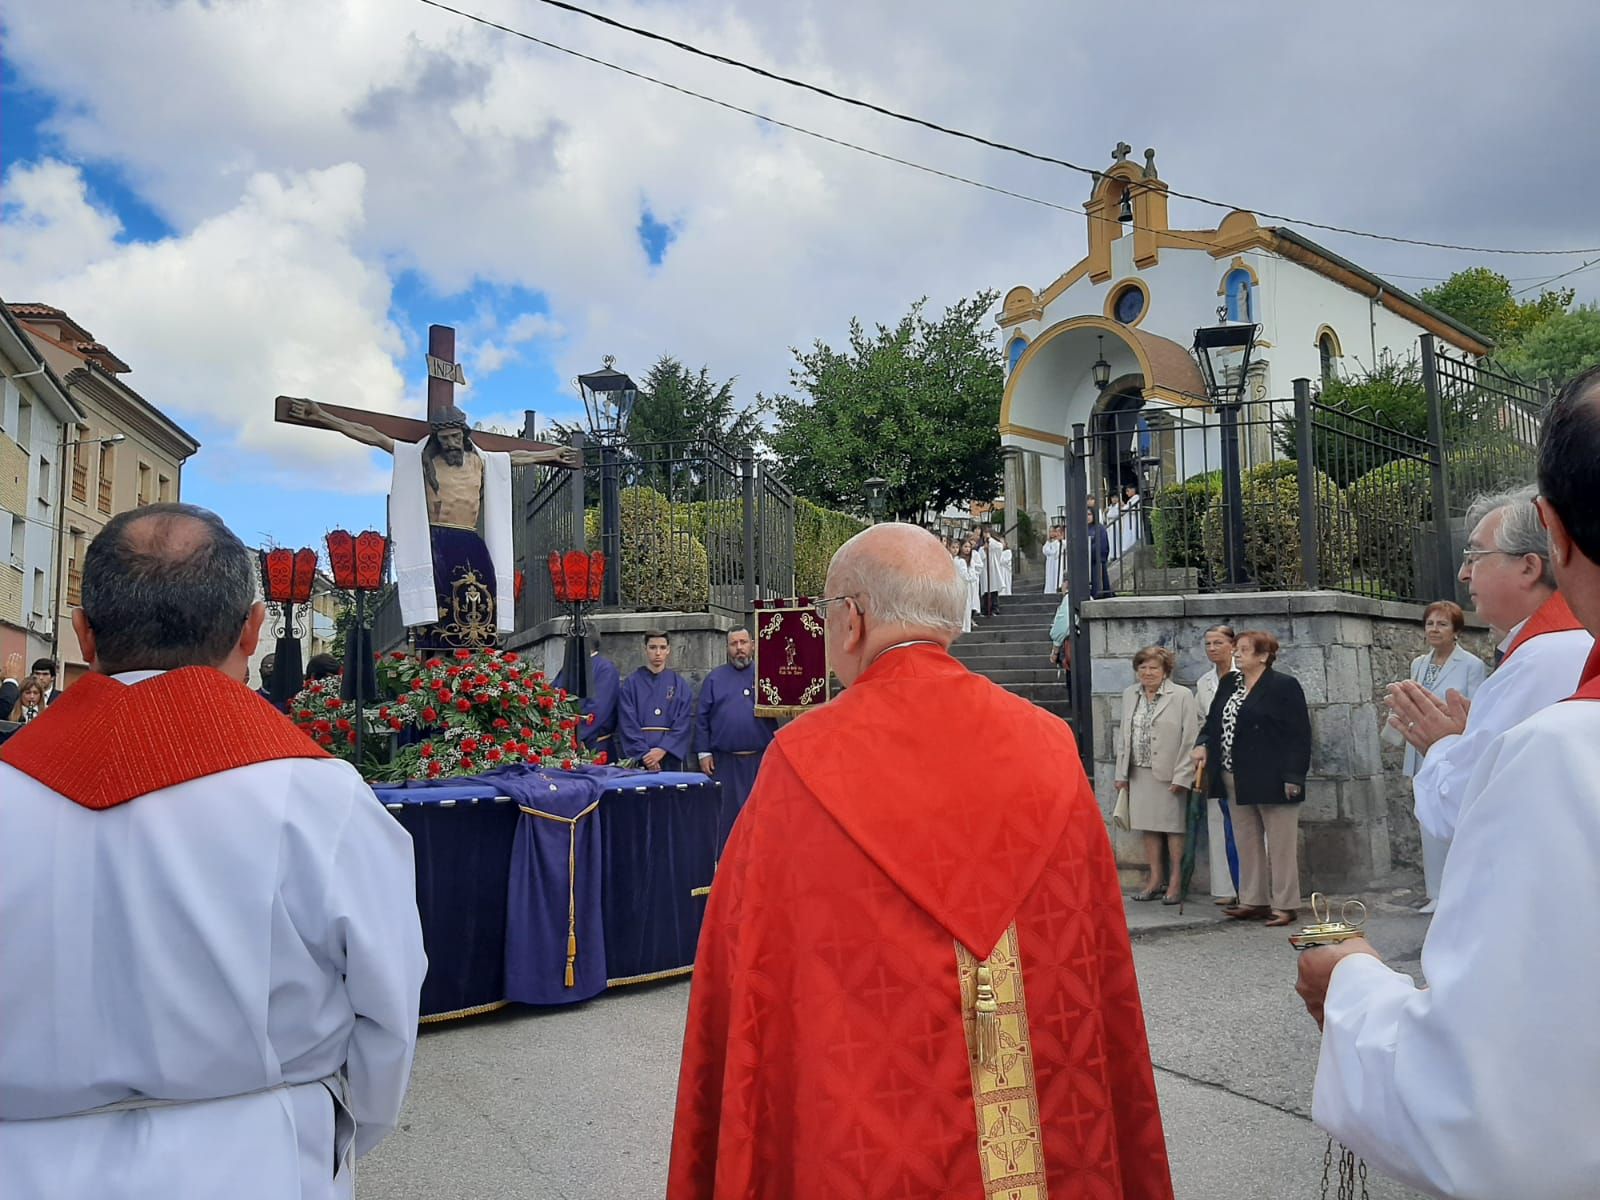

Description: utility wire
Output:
[1512,256,1600,297]
[402,0,1495,276]
[422,0,1600,259]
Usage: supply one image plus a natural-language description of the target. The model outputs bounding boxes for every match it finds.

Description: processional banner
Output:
[752,598,830,719]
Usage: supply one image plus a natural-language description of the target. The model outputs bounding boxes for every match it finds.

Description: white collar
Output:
[870,639,941,665]
[1498,618,1530,655]
[110,669,168,686]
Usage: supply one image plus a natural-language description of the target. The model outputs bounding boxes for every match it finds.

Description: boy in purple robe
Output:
[617,630,693,771]
[694,627,777,852]
[554,634,620,753]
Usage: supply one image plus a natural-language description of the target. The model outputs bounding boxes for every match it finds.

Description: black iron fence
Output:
[371,435,796,650]
[1067,338,1550,609]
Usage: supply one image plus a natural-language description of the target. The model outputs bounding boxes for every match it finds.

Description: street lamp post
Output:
[578,357,639,608]
[863,476,887,524]
[1192,322,1261,589]
[50,430,125,667]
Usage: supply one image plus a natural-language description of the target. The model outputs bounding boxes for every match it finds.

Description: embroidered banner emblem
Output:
[955,923,1048,1199]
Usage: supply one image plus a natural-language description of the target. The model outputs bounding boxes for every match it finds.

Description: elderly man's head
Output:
[74,503,265,679]
[1458,485,1555,635]
[821,524,967,687]
[1536,365,1600,632]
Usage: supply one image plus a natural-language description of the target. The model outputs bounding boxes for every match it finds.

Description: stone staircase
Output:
[949,569,1072,725]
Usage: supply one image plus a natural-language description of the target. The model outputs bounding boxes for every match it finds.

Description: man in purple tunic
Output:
[617,631,693,772]
[555,634,620,753]
[694,628,777,852]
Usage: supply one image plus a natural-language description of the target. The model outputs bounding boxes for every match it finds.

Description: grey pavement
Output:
[360,892,1435,1199]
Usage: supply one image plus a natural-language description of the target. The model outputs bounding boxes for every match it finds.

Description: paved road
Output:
[360,896,1433,1199]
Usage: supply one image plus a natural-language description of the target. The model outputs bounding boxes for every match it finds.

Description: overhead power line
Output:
[1512,257,1600,297]
[418,0,1600,259]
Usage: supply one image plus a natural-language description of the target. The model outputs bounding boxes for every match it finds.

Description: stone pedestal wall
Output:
[1083,591,1494,892]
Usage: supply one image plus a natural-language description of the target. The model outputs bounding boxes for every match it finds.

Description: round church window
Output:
[1112,284,1146,325]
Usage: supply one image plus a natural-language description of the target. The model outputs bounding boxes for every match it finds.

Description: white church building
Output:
[996,144,1490,528]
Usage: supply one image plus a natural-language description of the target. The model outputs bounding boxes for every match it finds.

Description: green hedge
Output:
[1151,470,1221,577]
[1200,461,1355,589]
[795,498,868,597]
[584,486,709,611]
[1347,459,1432,599]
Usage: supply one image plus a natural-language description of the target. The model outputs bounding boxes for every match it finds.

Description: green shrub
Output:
[794,498,868,597]
[1347,459,1433,599]
[1200,461,1355,589]
[1151,471,1221,577]
[584,486,710,611]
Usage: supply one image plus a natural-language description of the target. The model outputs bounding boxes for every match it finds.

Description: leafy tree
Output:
[628,356,763,450]
[1277,354,1428,485]
[1419,267,1573,347]
[1497,304,1600,389]
[761,292,1004,520]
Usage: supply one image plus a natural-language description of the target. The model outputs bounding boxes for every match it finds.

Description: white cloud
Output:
[2,0,1597,527]
[0,160,122,285]
[1,159,406,492]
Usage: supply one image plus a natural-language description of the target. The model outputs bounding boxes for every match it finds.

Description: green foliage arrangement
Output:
[1200,461,1355,590]
[794,498,869,597]
[1151,471,1222,578]
[584,486,710,611]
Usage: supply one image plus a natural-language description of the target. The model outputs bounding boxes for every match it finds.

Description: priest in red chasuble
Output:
[669,524,1172,1200]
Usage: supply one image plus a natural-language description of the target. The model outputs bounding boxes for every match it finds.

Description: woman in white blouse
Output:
[1193,624,1239,905]
[1115,645,1201,904]
[1402,599,1488,911]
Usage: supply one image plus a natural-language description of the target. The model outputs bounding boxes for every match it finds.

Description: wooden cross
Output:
[274,323,570,456]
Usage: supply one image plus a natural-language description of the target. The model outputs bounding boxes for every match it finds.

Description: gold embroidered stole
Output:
[956,923,1048,1199]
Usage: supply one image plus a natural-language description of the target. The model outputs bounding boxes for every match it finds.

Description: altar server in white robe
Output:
[1387,484,1591,847]
[0,504,426,1200]
[999,536,1014,595]
[1042,527,1062,593]
[1298,367,1600,1200]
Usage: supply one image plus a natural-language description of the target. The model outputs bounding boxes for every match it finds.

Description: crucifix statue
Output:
[276,324,581,651]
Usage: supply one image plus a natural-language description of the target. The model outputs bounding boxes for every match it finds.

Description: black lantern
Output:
[1192,323,1262,589]
[579,356,636,606]
[1091,334,1113,391]
[1192,323,1261,403]
[863,476,887,522]
[578,356,639,446]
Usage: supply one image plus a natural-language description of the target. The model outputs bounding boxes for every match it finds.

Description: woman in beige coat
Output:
[1115,645,1201,904]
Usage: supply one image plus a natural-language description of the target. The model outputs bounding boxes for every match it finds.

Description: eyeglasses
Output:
[813,595,858,620]
[1460,547,1519,565]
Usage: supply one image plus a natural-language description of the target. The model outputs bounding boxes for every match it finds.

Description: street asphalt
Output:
[359,890,1435,1199]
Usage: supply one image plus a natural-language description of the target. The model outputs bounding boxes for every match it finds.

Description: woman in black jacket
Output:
[1191,630,1311,927]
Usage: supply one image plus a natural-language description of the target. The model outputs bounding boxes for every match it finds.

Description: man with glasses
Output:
[669,524,1172,1199]
[1298,367,1600,1199]
[1387,484,1591,847]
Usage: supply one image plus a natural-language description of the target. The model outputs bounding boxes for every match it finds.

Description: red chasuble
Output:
[1503,589,1585,661]
[1,667,329,809]
[668,644,1172,1200]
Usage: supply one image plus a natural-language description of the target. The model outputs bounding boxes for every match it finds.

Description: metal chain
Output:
[1358,1157,1370,1200]
[1321,1137,1334,1200]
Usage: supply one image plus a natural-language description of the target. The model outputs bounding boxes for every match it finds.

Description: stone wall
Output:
[1082,591,1493,892]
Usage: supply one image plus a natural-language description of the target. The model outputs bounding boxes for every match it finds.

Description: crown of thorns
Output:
[429,405,470,431]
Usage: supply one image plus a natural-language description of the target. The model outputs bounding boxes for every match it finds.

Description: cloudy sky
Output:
[4,0,1596,549]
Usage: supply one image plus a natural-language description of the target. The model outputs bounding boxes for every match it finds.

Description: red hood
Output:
[776,643,1093,958]
[1,667,330,809]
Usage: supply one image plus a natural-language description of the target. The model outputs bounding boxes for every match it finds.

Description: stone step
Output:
[955,629,1057,648]
[948,652,1056,672]
[978,668,1066,686]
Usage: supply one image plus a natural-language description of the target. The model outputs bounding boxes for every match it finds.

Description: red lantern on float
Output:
[324,529,391,760]
[259,546,318,604]
[546,549,607,698]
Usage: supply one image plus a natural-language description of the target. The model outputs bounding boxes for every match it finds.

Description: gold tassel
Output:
[565,931,577,988]
[973,963,999,1068]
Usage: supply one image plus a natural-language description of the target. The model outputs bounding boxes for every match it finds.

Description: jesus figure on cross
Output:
[284,395,579,651]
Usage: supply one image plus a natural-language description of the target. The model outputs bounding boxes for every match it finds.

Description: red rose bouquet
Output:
[290,648,604,781]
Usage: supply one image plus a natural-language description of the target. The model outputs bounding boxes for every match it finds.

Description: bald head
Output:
[823,524,967,686]
[78,502,262,676]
